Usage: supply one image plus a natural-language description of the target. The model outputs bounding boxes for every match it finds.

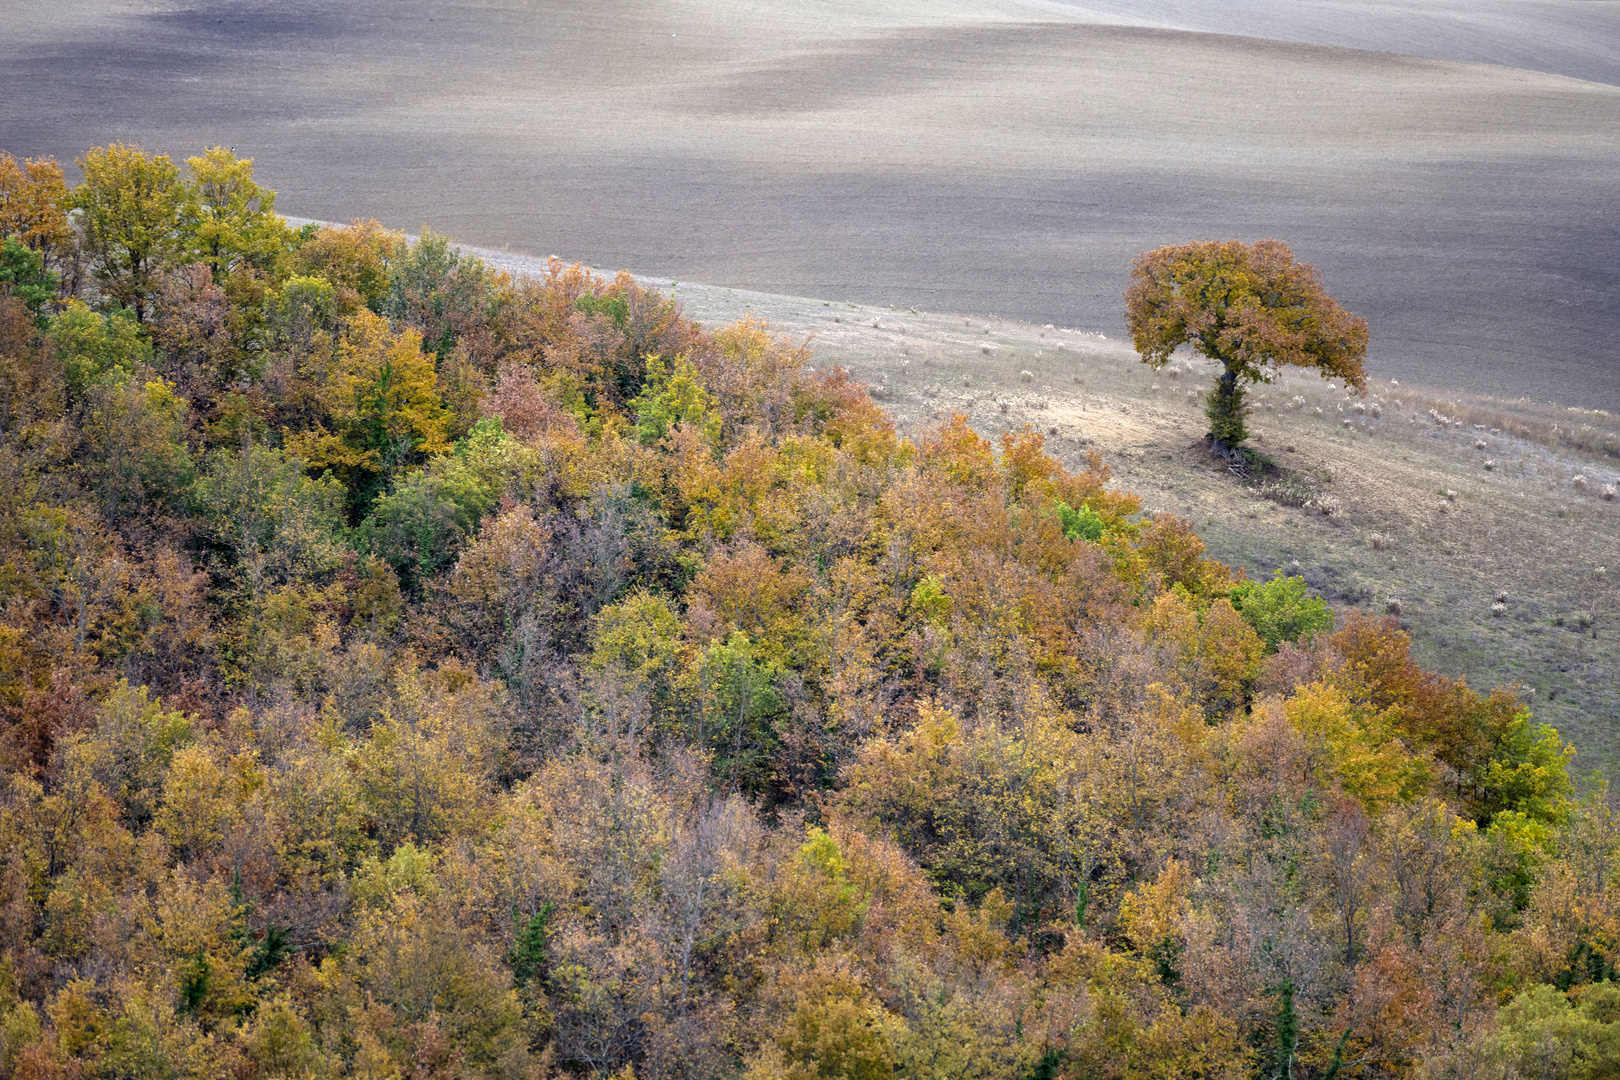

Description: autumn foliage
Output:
[1125,239,1369,457]
[0,145,1612,1080]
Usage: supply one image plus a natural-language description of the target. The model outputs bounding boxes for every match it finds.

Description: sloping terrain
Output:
[1031,0,1620,86]
[611,268,1620,773]
[3,0,1618,406]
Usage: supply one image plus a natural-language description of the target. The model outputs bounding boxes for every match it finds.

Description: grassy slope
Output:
[649,277,1620,775]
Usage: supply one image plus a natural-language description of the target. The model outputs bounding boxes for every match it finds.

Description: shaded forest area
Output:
[0,145,1616,1080]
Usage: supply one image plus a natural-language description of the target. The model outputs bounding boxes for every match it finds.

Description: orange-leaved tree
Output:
[1124,239,1368,459]
[0,153,73,266]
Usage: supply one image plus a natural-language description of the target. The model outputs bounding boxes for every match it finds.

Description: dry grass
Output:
[1395,386,1620,461]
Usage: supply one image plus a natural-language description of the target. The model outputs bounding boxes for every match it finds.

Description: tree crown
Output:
[1124,238,1368,390]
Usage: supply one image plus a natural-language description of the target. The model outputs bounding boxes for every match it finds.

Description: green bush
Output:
[0,237,57,325]
[691,631,786,793]
[1491,982,1620,1080]
[574,292,629,328]
[361,418,518,593]
[909,575,953,627]
[1228,571,1332,651]
[49,299,153,396]
[193,443,350,591]
[629,353,719,446]
[1055,500,1106,543]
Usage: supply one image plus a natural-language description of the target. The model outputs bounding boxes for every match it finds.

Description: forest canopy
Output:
[0,144,1615,1080]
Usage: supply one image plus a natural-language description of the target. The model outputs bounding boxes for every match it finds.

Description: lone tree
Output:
[1124,239,1368,460]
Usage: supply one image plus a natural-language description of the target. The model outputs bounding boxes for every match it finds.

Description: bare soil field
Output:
[3,0,1619,407]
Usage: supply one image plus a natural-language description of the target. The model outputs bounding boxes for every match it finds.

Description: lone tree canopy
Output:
[1124,239,1368,459]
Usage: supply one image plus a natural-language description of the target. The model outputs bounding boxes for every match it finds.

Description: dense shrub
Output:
[1229,570,1334,651]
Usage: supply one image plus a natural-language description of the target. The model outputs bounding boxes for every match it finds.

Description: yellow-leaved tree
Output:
[74,142,189,323]
[0,152,73,267]
[287,308,449,506]
[182,146,289,279]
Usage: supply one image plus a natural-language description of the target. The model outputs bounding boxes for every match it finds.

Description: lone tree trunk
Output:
[1206,361,1248,460]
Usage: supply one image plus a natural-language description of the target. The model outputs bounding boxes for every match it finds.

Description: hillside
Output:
[465,254,1620,777]
[1,160,1617,1080]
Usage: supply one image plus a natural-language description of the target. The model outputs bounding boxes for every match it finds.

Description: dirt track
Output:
[3,0,1619,407]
